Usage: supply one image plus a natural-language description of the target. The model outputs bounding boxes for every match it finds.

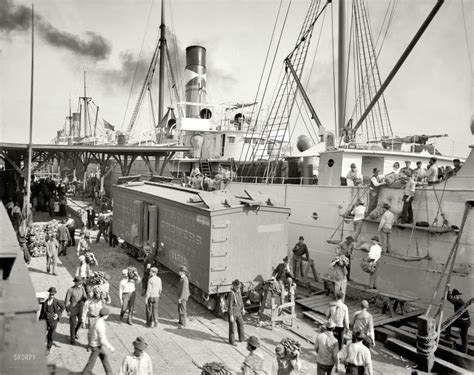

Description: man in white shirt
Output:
[326,292,349,350]
[315,320,339,375]
[378,203,394,254]
[346,163,362,186]
[413,161,427,182]
[351,201,366,243]
[368,168,385,214]
[83,307,115,374]
[120,268,141,325]
[367,236,382,289]
[426,157,439,184]
[340,330,373,375]
[401,172,416,224]
[119,336,153,375]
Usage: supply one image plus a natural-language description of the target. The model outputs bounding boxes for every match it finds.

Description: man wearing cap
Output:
[400,171,416,224]
[378,203,394,253]
[352,300,375,348]
[145,267,162,328]
[350,201,366,244]
[368,168,385,214]
[452,158,462,176]
[228,279,245,346]
[340,330,373,375]
[242,336,264,375]
[83,307,115,374]
[142,246,158,296]
[426,157,439,185]
[367,236,382,289]
[346,163,362,186]
[399,161,413,179]
[445,284,471,353]
[314,320,339,375]
[177,265,190,328]
[275,343,301,375]
[336,236,354,281]
[326,292,349,350]
[119,337,153,375]
[292,236,310,279]
[65,276,87,345]
[39,286,64,353]
[272,256,293,284]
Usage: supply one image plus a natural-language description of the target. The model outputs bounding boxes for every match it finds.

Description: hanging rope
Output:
[431,179,450,228]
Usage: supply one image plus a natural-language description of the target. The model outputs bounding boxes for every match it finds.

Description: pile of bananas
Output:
[280,337,301,358]
[200,362,233,375]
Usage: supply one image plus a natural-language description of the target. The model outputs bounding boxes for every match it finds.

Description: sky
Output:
[0,0,472,157]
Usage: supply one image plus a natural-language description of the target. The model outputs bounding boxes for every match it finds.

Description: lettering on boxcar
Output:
[257,223,284,233]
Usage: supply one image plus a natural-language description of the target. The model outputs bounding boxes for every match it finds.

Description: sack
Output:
[361,258,376,274]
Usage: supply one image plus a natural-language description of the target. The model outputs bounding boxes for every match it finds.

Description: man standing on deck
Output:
[445,285,471,353]
[177,265,190,329]
[292,236,309,279]
[65,276,87,345]
[82,307,115,375]
[145,267,162,328]
[413,161,427,182]
[426,157,439,185]
[336,236,354,281]
[326,292,349,350]
[400,171,416,224]
[352,300,375,348]
[39,287,64,354]
[346,163,362,186]
[367,236,382,289]
[228,279,246,346]
[399,161,413,179]
[368,168,385,214]
[314,320,339,375]
[350,201,366,243]
[378,203,394,253]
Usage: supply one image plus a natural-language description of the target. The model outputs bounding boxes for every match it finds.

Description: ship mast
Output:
[337,0,346,137]
[158,0,166,130]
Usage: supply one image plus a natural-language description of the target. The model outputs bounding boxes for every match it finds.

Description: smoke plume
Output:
[0,0,111,60]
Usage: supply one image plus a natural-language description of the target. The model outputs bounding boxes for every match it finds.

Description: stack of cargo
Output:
[26,220,60,257]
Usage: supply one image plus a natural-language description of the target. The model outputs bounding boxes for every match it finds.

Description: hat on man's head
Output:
[73,276,83,283]
[405,160,411,164]
[326,319,336,330]
[133,336,148,350]
[179,265,188,273]
[346,236,354,243]
[371,236,380,242]
[353,330,365,340]
[275,344,285,354]
[350,163,356,168]
[452,289,462,296]
[299,236,304,240]
[48,287,57,294]
[283,256,289,262]
[99,307,110,317]
[232,279,240,287]
[373,168,380,174]
[247,336,260,348]
[361,300,369,308]
[382,203,391,210]
[453,159,460,163]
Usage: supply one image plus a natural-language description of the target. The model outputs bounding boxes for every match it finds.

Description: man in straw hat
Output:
[119,336,153,375]
[242,336,264,375]
[83,307,115,374]
[378,203,394,253]
[367,236,382,289]
[340,330,373,375]
[228,279,246,346]
[314,319,339,375]
[39,286,64,354]
[177,265,190,328]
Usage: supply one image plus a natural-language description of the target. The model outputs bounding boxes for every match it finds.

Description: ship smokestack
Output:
[184,46,210,118]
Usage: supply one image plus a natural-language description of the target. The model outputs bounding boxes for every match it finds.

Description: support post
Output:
[417,315,437,372]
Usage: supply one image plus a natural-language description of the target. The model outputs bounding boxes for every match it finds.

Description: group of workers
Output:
[183,165,235,191]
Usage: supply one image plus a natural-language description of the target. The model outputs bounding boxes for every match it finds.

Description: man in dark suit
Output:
[56,220,71,256]
[177,265,190,329]
[39,287,64,354]
[65,276,87,345]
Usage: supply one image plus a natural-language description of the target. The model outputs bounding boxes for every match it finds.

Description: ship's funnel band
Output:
[183,70,207,85]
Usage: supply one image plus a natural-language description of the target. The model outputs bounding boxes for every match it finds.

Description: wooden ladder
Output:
[200,159,212,176]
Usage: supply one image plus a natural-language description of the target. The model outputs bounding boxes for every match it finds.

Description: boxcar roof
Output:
[113,182,289,213]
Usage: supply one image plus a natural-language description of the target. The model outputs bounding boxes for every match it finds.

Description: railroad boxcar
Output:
[111,181,290,313]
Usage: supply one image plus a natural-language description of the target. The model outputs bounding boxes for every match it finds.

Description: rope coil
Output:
[416,332,438,356]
